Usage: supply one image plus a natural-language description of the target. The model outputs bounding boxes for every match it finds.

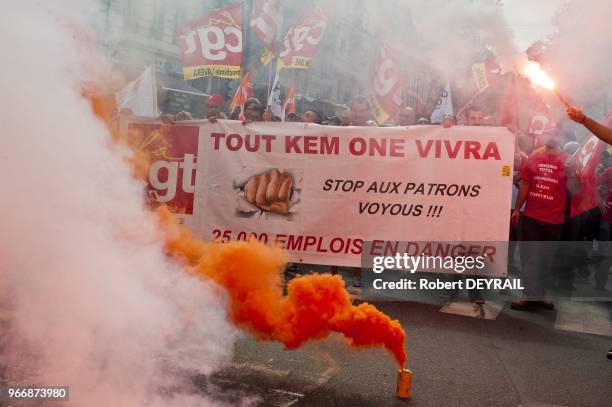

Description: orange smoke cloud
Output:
[88,88,407,366]
[157,206,407,367]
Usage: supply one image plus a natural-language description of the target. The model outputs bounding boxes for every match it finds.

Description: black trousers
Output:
[597,222,611,289]
[558,207,602,289]
[519,215,564,300]
[508,210,519,274]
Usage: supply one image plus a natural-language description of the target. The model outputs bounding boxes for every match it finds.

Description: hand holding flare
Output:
[520,61,612,146]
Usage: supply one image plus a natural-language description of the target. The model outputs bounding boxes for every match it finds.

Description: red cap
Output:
[205,94,224,107]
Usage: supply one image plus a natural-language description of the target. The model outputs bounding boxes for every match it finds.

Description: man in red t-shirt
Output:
[511,128,570,310]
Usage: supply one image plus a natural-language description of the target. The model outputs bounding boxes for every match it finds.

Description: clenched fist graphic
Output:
[244,169,293,214]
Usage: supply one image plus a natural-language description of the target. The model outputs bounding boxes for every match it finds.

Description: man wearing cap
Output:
[204,94,227,123]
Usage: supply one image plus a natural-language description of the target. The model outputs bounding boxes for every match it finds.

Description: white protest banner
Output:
[124,120,514,275]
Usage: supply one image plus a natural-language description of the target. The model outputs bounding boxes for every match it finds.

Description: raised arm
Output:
[566,106,612,145]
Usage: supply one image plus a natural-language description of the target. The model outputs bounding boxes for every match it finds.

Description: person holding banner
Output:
[441,114,456,128]
[348,97,375,127]
[229,106,241,120]
[340,109,351,126]
[243,98,264,123]
[467,106,485,126]
[397,107,416,126]
[303,111,321,124]
[204,94,227,123]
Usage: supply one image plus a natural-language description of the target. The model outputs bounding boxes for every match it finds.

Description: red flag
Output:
[250,0,281,52]
[367,42,406,125]
[277,6,328,70]
[229,71,253,114]
[176,4,243,80]
[281,81,296,121]
[569,110,612,217]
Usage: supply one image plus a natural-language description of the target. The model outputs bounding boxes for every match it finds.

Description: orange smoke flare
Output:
[522,60,556,90]
[521,61,572,108]
[157,206,407,367]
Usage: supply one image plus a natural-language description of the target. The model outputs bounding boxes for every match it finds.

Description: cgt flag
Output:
[250,0,282,65]
[127,123,199,220]
[176,4,243,80]
[368,42,405,125]
[229,71,253,117]
[569,110,612,217]
[277,5,327,70]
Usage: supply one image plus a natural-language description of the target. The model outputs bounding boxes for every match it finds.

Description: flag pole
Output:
[455,90,480,123]
[238,72,246,113]
[266,57,274,107]
[150,65,158,116]
[415,80,420,115]
[239,0,254,113]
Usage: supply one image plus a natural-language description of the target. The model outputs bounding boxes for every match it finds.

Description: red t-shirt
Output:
[520,149,569,224]
[598,167,612,223]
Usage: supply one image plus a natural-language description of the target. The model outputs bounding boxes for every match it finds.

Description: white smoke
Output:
[0,1,235,406]
[407,0,612,119]
[544,0,612,117]
[408,0,518,77]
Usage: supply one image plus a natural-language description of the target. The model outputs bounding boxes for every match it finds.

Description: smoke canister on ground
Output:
[396,368,413,399]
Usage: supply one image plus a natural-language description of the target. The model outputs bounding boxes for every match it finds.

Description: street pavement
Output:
[198,265,612,407]
[0,268,609,406]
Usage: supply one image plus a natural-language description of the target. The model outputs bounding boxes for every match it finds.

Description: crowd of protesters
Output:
[154,91,611,309]
[158,93,432,127]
